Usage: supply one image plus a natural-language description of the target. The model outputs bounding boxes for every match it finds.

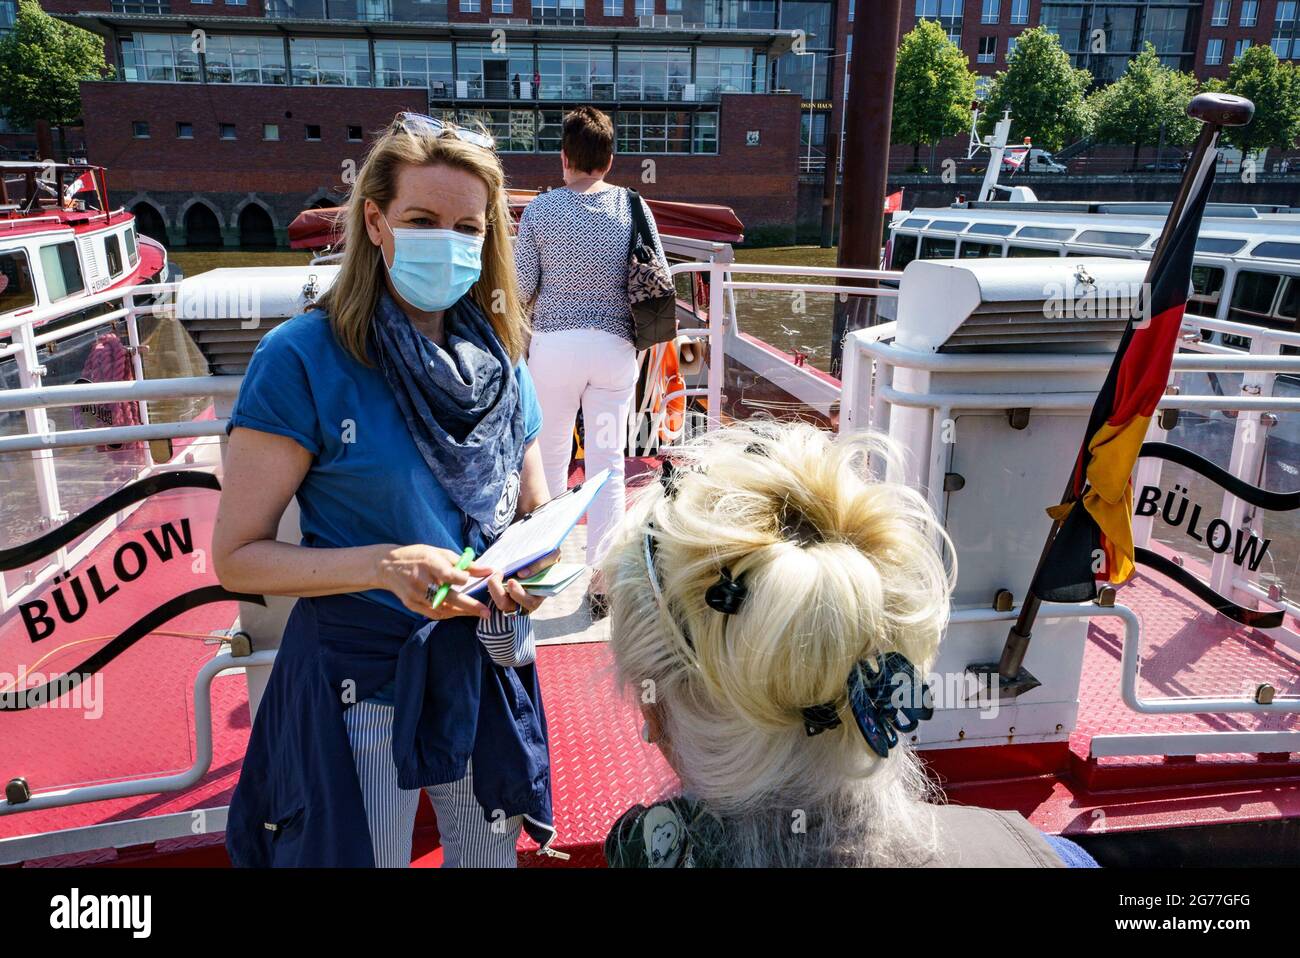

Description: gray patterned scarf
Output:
[370,289,525,542]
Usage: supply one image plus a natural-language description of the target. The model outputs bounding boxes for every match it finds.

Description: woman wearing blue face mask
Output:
[214,115,559,867]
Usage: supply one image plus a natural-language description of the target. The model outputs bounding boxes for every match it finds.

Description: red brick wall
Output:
[80,82,802,236]
[502,93,802,234]
[80,82,426,196]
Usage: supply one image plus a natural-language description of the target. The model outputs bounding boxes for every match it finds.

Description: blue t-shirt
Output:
[227,309,543,618]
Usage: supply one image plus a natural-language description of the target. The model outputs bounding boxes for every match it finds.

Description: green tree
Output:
[0,0,113,154]
[1090,44,1199,170]
[891,19,978,170]
[980,26,1094,152]
[1206,44,1300,157]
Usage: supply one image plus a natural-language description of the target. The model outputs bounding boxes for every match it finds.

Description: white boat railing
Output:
[6,258,1294,830]
[629,259,902,454]
[849,314,1300,756]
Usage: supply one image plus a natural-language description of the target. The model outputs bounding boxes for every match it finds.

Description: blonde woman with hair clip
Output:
[214,114,560,868]
[600,421,1099,868]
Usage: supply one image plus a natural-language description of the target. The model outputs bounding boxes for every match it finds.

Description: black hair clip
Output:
[847,652,933,758]
[659,458,682,499]
[801,703,842,737]
[704,567,748,615]
[800,652,932,755]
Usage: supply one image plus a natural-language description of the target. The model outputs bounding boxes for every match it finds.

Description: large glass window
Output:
[203,36,287,84]
[120,33,201,82]
[1207,38,1224,65]
[781,0,832,42]
[290,38,371,86]
[39,243,85,302]
[533,0,585,24]
[981,0,999,22]
[692,111,718,152]
[617,46,691,101]
[915,0,963,43]
[616,110,692,152]
[1240,0,1257,26]
[1143,7,1191,56]
[456,41,534,99]
[674,0,775,28]
[695,47,763,98]
[1212,0,1230,25]
[537,44,614,100]
[1274,2,1299,59]
[375,40,452,93]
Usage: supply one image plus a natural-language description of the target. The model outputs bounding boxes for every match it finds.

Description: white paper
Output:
[457,469,610,596]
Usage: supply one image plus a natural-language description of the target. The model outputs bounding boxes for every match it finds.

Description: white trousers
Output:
[528,328,638,567]
[343,700,522,868]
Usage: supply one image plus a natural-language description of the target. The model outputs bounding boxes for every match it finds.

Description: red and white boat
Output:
[1,180,1299,869]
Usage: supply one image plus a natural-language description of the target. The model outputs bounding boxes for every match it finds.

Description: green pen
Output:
[430,547,476,611]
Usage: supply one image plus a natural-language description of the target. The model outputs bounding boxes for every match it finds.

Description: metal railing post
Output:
[707,259,724,430]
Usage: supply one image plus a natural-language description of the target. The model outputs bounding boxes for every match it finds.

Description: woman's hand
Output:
[484,549,561,615]
[374,544,495,620]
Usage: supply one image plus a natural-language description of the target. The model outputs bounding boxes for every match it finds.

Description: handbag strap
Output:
[626,187,653,255]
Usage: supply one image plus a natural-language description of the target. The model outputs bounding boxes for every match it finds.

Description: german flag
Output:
[1032,144,1219,603]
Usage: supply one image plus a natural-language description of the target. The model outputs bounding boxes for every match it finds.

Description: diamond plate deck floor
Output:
[4,460,1300,864]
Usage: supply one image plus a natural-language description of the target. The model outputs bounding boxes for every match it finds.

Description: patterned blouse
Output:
[513,185,670,344]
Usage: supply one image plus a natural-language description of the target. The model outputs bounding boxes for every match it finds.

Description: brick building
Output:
[8,0,1294,244]
[41,0,819,246]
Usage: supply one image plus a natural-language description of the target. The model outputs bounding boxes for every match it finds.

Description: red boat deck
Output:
[2,475,1299,867]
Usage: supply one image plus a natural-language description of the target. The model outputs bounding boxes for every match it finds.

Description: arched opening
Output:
[183,203,222,248]
[131,202,167,245]
[237,203,277,249]
[307,196,338,210]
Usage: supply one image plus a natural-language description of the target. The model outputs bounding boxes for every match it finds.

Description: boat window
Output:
[124,227,139,266]
[891,232,919,270]
[1075,229,1149,248]
[1251,241,1300,261]
[1016,226,1074,241]
[1189,265,1225,317]
[104,234,124,277]
[1007,244,1058,258]
[919,236,956,259]
[1196,236,1246,255]
[966,222,1016,236]
[1279,277,1300,325]
[38,241,85,302]
[959,240,1003,258]
[1228,270,1283,326]
[900,218,930,229]
[0,250,37,314]
[927,220,967,232]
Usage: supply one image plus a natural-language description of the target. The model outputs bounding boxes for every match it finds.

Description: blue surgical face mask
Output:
[381,216,484,313]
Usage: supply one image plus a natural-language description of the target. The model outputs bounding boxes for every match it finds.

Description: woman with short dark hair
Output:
[514,105,669,614]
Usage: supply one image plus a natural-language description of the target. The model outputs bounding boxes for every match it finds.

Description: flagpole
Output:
[996,92,1255,687]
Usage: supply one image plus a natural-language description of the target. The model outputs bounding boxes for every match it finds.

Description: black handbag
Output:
[625,188,677,351]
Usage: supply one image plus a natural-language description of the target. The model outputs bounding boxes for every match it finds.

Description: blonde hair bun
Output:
[604,420,955,813]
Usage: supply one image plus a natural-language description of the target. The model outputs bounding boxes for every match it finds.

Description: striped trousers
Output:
[343,699,523,868]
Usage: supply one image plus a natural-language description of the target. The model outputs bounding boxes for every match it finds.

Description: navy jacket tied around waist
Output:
[226,594,553,867]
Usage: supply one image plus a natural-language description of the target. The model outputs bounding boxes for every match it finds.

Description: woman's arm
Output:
[513,208,541,306]
[213,427,491,619]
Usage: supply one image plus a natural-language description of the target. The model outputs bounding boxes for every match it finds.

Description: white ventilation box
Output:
[842,256,1150,751]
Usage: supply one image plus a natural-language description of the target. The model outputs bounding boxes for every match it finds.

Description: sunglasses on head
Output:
[392,112,496,151]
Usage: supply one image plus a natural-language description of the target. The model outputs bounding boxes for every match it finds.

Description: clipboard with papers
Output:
[457,468,611,597]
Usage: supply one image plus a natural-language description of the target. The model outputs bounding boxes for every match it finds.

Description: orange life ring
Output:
[655,342,686,443]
